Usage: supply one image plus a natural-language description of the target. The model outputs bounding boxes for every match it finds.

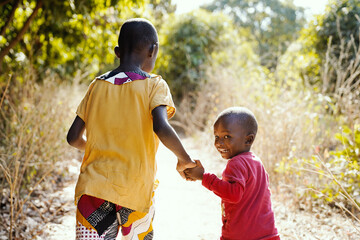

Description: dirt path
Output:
[43,140,360,239]
[153,141,222,240]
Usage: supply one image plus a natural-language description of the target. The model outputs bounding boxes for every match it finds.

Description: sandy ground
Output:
[42,140,360,240]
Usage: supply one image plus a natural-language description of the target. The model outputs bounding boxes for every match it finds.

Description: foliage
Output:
[156,9,256,100]
[279,8,360,124]
[293,0,360,95]
[276,125,360,215]
[331,126,360,203]
[0,0,146,81]
[203,0,305,68]
[145,0,176,29]
[315,0,360,61]
[276,24,322,89]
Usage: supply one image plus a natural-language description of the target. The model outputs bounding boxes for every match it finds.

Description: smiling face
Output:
[213,116,253,160]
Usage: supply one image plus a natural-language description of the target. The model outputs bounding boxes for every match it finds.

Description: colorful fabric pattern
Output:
[97,71,149,85]
[76,195,155,240]
[76,221,118,240]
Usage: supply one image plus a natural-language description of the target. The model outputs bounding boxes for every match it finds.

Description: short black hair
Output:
[118,18,158,59]
[215,107,258,135]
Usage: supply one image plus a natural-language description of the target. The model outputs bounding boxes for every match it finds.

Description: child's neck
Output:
[117,53,145,72]
[113,64,150,78]
[116,64,142,72]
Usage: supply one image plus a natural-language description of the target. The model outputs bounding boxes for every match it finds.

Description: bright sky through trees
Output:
[173,0,328,16]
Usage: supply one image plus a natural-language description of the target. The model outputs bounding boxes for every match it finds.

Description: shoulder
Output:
[150,73,161,79]
[229,153,252,167]
[223,155,249,180]
[248,152,265,169]
[149,74,165,83]
[148,74,171,89]
[85,71,112,89]
[234,152,268,180]
[226,152,260,175]
[232,152,262,164]
[95,70,113,81]
[82,78,98,94]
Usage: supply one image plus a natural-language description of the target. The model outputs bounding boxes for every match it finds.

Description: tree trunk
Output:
[0,0,43,70]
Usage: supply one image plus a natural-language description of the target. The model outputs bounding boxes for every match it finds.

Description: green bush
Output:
[276,125,360,213]
[156,9,251,100]
[330,125,360,203]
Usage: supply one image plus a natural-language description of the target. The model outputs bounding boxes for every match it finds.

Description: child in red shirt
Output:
[185,107,279,240]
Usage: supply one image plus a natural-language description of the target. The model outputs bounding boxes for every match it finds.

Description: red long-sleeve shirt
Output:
[202,152,279,240]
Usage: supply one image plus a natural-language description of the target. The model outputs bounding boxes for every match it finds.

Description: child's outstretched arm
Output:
[152,105,196,178]
[202,173,244,203]
[185,160,244,203]
[67,116,86,151]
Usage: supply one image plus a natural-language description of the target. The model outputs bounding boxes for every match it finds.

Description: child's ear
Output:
[114,46,121,58]
[148,43,158,57]
[245,134,255,145]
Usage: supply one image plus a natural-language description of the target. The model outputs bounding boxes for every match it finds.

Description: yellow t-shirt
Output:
[75,71,175,213]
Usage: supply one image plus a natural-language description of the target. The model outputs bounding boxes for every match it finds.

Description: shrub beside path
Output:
[43,139,360,239]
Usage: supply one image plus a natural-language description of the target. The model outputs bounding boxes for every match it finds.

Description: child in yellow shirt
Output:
[67,18,195,240]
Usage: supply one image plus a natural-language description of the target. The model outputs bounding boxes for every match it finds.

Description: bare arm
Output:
[67,116,86,151]
[152,105,196,177]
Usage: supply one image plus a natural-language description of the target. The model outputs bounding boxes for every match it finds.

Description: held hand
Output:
[184,160,204,181]
[176,158,196,179]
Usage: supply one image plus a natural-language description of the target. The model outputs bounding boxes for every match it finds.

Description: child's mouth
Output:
[218,149,229,154]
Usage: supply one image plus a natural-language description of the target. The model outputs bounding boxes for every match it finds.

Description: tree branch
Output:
[0,0,43,67]
[0,0,20,36]
[0,0,12,8]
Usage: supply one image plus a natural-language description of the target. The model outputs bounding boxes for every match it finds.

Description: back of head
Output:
[215,107,258,136]
[118,18,158,59]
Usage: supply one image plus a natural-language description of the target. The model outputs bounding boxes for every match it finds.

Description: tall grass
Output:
[174,64,334,175]
[0,69,76,239]
[322,21,360,126]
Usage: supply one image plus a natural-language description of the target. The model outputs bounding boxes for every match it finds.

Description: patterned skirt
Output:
[76,194,155,240]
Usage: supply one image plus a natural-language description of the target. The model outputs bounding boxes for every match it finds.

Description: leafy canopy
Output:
[0,0,146,81]
[203,0,305,68]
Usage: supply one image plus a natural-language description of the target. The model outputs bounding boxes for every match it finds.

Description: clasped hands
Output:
[176,159,205,181]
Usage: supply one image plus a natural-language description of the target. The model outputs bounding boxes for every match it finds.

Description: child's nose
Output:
[215,138,224,147]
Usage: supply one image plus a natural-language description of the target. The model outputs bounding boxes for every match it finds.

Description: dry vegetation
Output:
[0,69,81,239]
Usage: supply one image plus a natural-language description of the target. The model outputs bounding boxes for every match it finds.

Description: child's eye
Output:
[224,135,231,139]
[214,136,219,140]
